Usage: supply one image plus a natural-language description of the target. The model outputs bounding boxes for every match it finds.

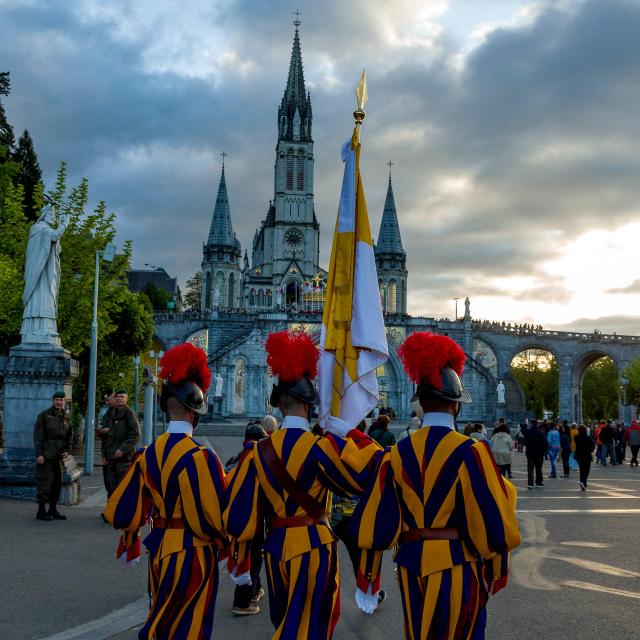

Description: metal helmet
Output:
[160,380,207,416]
[412,366,472,405]
[269,376,319,408]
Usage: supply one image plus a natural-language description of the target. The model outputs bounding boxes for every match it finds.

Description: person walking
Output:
[560,424,572,477]
[491,423,514,478]
[351,332,521,637]
[574,424,595,490]
[626,419,640,467]
[261,414,279,435]
[369,414,396,446]
[101,389,140,497]
[599,420,617,466]
[523,419,548,489]
[224,331,383,639]
[105,343,228,639]
[569,422,580,469]
[547,423,561,478]
[33,391,72,521]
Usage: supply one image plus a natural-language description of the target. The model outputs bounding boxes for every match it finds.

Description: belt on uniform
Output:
[152,517,186,529]
[399,527,460,543]
[270,515,322,528]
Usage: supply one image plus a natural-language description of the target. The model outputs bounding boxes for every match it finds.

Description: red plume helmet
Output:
[159,343,211,392]
[265,331,319,406]
[266,331,319,382]
[398,332,471,404]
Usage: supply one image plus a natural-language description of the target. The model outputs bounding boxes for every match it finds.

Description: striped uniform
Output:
[105,431,228,640]
[352,425,521,640]
[223,425,381,640]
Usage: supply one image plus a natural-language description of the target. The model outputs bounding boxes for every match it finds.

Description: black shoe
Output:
[48,506,67,520]
[580,482,586,491]
[36,504,52,521]
[378,590,387,605]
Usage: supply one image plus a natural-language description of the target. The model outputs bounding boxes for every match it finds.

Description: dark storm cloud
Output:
[3,0,640,330]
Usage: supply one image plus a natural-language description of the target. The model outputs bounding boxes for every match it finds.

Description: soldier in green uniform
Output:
[101,388,140,497]
[33,391,72,521]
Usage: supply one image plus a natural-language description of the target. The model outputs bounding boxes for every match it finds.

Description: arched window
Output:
[297,150,305,191]
[266,289,273,308]
[233,358,246,414]
[204,272,212,309]
[387,280,397,314]
[257,289,265,307]
[249,288,256,306]
[228,273,235,307]
[286,150,294,191]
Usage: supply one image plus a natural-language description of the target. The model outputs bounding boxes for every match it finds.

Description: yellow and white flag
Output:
[318,122,388,435]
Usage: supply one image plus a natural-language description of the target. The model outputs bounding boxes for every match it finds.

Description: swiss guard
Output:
[223,331,381,640]
[351,332,521,639]
[105,343,228,640]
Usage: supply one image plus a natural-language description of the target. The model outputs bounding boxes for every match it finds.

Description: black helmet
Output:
[412,366,472,405]
[160,380,207,416]
[269,376,319,408]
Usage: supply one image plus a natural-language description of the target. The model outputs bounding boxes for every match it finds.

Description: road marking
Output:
[517,508,640,514]
[517,495,640,499]
[38,596,148,639]
[560,541,609,548]
[563,581,640,600]
[549,555,640,578]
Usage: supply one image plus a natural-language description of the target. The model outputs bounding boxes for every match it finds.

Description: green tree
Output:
[141,281,172,311]
[13,129,42,221]
[622,358,640,408]
[0,71,15,153]
[184,271,202,310]
[581,357,619,422]
[510,349,559,419]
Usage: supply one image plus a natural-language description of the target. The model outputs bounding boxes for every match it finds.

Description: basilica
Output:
[153,22,640,424]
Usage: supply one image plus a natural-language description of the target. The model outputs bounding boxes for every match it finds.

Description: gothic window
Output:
[266,289,273,307]
[228,273,235,307]
[286,151,294,191]
[233,358,246,414]
[204,272,212,309]
[249,288,256,306]
[258,289,265,307]
[285,227,303,248]
[388,280,397,314]
[297,150,304,191]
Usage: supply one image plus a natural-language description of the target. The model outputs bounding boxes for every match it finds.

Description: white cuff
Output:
[355,584,378,615]
[324,415,352,438]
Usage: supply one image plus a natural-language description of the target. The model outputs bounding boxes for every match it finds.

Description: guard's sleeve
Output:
[178,448,228,550]
[222,443,260,575]
[104,449,150,563]
[458,441,521,594]
[33,412,44,457]
[119,409,140,456]
[64,420,74,453]
[348,451,401,593]
[317,430,384,495]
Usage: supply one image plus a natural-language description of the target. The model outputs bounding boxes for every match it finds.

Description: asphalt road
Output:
[2,434,639,640]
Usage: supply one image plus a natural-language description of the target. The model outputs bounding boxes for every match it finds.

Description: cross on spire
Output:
[293,8,302,28]
[221,150,227,171]
[387,159,394,179]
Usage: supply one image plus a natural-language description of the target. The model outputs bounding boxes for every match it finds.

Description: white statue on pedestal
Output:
[21,198,69,346]
[497,380,506,405]
[214,373,224,397]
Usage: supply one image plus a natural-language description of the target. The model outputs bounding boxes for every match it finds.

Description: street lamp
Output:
[133,355,141,416]
[84,242,116,476]
[149,350,164,437]
[621,377,629,424]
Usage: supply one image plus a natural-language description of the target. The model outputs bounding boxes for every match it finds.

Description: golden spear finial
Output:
[354,69,367,126]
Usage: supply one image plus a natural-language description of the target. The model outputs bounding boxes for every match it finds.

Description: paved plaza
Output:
[2,435,640,640]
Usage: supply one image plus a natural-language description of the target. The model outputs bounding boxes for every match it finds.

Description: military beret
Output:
[52,391,66,399]
[115,388,128,395]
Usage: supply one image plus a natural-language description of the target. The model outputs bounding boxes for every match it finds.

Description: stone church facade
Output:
[156,23,640,424]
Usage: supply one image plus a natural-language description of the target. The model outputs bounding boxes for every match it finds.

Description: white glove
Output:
[229,566,252,586]
[355,584,378,615]
[324,415,352,438]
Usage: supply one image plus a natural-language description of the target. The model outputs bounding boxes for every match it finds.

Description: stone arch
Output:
[572,350,620,423]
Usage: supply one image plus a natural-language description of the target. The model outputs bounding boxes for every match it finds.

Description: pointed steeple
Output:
[207,160,239,249]
[375,171,405,256]
[278,18,312,142]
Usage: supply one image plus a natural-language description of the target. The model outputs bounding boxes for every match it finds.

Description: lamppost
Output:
[84,243,116,476]
[133,355,140,416]
[621,377,629,424]
[149,349,164,438]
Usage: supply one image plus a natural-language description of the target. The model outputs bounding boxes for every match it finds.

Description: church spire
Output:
[278,17,312,142]
[207,156,238,249]
[375,169,405,256]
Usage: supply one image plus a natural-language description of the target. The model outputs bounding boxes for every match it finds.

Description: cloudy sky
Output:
[3,0,640,333]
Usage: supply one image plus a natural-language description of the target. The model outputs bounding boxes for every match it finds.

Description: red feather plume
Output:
[159,343,211,392]
[397,332,466,388]
[265,331,319,382]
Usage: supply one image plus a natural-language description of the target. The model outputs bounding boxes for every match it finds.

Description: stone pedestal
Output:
[212,396,224,418]
[0,343,80,504]
[496,403,507,421]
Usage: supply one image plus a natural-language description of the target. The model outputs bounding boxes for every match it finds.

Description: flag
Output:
[318,122,388,435]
